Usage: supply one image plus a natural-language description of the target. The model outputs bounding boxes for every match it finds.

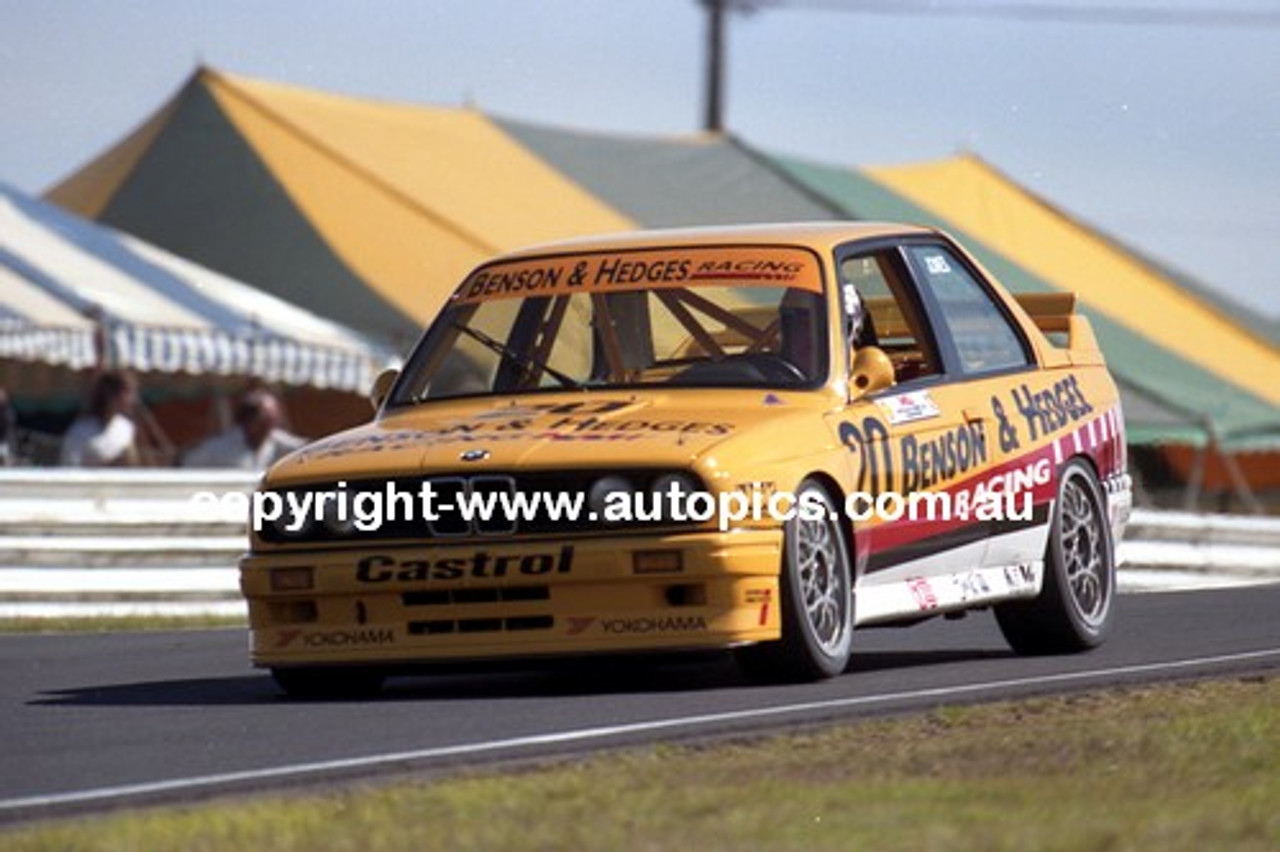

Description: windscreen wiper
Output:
[453,322,582,390]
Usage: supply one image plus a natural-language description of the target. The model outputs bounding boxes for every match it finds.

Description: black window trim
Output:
[897,237,1037,380]
[834,237,950,392]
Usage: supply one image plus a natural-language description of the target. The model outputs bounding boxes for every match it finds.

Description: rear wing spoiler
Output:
[1014,292,1103,363]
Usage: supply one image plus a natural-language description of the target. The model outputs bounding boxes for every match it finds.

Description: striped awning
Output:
[0,263,98,370]
[0,183,382,392]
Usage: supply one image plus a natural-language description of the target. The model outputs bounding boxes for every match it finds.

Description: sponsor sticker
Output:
[564,616,709,636]
[907,577,938,611]
[453,246,823,303]
[600,616,708,634]
[746,587,774,626]
[356,546,574,583]
[276,628,395,649]
[877,391,941,425]
[924,254,953,275]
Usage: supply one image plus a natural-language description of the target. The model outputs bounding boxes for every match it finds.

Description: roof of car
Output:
[498,221,940,258]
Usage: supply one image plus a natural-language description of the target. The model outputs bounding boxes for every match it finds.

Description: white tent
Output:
[0,182,383,394]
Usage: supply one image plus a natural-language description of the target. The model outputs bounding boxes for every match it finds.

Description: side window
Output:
[839,252,941,384]
[907,245,1030,375]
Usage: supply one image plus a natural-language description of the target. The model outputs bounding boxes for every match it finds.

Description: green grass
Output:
[0,615,246,634]
[4,676,1276,851]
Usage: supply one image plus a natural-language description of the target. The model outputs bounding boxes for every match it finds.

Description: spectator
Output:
[182,389,306,470]
[60,371,141,467]
[0,388,14,465]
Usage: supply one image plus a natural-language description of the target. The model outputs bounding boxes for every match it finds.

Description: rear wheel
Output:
[737,481,853,682]
[996,459,1115,654]
[271,667,386,699]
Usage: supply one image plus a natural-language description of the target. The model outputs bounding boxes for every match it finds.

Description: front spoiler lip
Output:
[259,644,751,673]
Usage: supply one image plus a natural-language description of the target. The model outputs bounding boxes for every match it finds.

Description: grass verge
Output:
[4,676,1276,851]
[0,615,246,634]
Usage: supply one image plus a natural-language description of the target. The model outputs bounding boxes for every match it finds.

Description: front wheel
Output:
[995,459,1116,654]
[737,481,854,682]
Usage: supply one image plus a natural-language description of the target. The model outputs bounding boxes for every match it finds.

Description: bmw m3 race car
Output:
[239,223,1132,696]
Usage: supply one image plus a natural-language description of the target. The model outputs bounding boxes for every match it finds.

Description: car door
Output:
[898,240,1049,574]
[834,239,1041,621]
[834,245,976,612]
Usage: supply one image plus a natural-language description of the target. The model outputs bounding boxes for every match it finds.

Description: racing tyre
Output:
[272,667,386,699]
[737,481,854,682]
[995,459,1115,655]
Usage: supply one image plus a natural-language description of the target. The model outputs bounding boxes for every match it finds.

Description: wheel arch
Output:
[1059,452,1113,547]
[1064,450,1102,482]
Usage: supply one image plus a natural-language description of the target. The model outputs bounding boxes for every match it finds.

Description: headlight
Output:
[588,475,636,522]
[271,492,316,539]
[321,492,357,535]
[649,472,700,522]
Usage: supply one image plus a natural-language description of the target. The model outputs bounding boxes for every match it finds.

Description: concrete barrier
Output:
[0,471,1276,617]
[1120,509,1280,571]
[0,470,254,617]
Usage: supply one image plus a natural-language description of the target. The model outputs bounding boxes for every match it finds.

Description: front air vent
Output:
[402,586,550,607]
[407,616,554,636]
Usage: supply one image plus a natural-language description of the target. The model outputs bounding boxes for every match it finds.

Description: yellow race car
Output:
[240,223,1131,696]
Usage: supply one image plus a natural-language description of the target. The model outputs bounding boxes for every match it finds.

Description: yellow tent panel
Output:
[869,154,1280,407]
[206,70,636,325]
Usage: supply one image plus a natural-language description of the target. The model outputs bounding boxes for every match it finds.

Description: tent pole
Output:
[1182,439,1206,512]
[1129,464,1152,507]
[89,307,108,370]
[132,398,176,467]
[1208,425,1263,516]
[1220,451,1262,515]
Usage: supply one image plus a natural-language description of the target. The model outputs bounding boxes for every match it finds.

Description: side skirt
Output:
[855,555,1045,627]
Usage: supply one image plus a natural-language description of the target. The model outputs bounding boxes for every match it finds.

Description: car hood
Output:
[265,390,834,487]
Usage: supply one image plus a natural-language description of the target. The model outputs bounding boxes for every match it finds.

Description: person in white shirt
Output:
[60,371,141,467]
[182,389,306,470]
[0,388,15,466]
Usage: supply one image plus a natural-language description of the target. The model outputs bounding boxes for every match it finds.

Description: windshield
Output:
[390,245,829,404]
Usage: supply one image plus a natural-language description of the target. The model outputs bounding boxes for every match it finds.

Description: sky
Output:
[2,0,1278,321]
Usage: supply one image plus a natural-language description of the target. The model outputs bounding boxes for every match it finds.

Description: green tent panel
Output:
[496,121,841,227]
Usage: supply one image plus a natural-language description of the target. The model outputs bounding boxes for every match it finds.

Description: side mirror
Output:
[847,346,895,401]
[369,367,400,412]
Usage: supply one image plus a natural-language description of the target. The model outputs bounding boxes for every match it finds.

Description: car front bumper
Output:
[241,529,784,668]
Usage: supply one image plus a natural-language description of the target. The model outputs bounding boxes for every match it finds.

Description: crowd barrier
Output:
[0,471,1276,617]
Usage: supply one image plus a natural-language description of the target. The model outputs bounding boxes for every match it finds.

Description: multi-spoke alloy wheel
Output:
[996,459,1116,655]
[737,481,853,681]
[794,507,850,657]
[1059,474,1108,629]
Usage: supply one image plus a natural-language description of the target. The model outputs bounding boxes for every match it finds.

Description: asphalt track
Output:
[1,584,1278,823]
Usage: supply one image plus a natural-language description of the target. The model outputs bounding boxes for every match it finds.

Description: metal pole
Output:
[704,0,726,132]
